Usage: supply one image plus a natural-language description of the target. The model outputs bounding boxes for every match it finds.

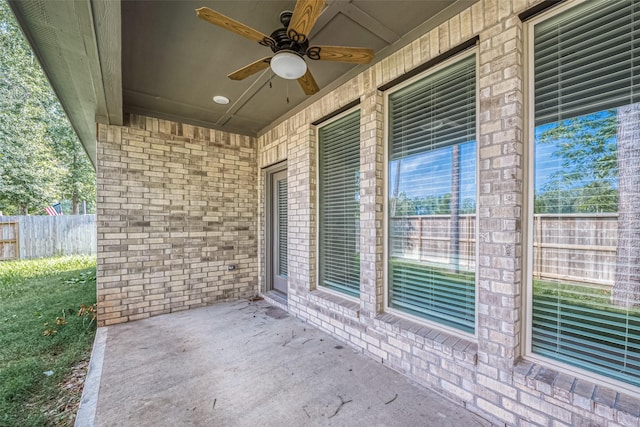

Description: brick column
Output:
[359,88,385,318]
[286,123,316,296]
[256,128,288,295]
[476,14,525,378]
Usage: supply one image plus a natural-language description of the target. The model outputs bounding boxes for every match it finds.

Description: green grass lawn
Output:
[534,278,640,315]
[0,256,97,427]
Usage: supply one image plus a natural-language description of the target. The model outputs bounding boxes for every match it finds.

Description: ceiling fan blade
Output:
[196,7,275,46]
[288,0,326,43]
[227,57,272,80]
[307,45,375,64]
[297,68,320,95]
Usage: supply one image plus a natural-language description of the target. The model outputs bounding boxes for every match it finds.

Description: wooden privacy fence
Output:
[391,213,619,286]
[0,221,19,260]
[533,213,617,286]
[391,214,476,270]
[0,215,96,260]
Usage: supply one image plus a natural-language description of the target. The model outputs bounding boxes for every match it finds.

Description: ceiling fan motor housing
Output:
[268,10,309,57]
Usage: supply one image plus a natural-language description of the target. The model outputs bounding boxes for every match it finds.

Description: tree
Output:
[0,1,94,215]
[534,184,618,214]
[0,122,61,215]
[450,144,460,273]
[390,159,402,217]
[538,109,640,307]
[0,1,61,214]
[46,103,96,214]
[536,111,618,214]
[610,104,640,308]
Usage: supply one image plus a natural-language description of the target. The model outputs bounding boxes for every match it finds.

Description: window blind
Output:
[532,0,640,387]
[388,55,476,334]
[535,0,640,127]
[318,110,361,297]
[278,178,288,277]
[389,55,476,160]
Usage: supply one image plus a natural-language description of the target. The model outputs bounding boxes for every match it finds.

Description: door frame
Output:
[264,161,288,294]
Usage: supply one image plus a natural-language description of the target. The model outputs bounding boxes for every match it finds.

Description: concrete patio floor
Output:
[76,300,492,426]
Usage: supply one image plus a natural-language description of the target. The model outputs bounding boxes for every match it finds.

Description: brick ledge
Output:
[373,313,478,365]
[308,289,360,319]
[514,359,640,425]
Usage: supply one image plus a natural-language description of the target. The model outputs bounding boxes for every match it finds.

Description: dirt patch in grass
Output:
[44,357,90,426]
[23,354,92,427]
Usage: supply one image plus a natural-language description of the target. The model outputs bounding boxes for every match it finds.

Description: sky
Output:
[389,141,476,204]
[387,136,561,202]
[386,108,621,212]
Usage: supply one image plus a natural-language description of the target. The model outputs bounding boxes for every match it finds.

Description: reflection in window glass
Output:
[532,0,640,387]
[388,55,476,333]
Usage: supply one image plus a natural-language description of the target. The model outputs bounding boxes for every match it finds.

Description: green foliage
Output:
[534,279,640,316]
[534,182,619,214]
[536,112,618,213]
[392,192,476,216]
[0,256,97,426]
[0,1,60,214]
[0,1,95,215]
[389,257,475,282]
[63,270,96,286]
[46,103,96,214]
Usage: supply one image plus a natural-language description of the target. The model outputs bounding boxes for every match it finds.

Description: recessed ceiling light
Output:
[213,95,230,105]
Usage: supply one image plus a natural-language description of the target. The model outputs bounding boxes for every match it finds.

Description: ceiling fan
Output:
[196,0,375,95]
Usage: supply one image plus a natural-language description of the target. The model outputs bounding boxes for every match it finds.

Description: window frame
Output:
[315,105,362,302]
[383,49,480,340]
[264,160,288,295]
[524,0,640,395]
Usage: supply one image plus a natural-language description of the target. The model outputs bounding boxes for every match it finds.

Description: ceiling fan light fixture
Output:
[270,50,307,80]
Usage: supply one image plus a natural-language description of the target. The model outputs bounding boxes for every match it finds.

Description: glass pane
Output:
[388,55,476,333]
[318,111,361,297]
[534,0,640,126]
[533,106,640,387]
[532,0,640,387]
[278,178,288,277]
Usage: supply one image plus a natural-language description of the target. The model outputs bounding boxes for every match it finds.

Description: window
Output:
[277,177,288,277]
[387,54,476,334]
[318,110,361,297]
[531,0,640,388]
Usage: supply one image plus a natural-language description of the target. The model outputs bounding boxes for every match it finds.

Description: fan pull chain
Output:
[286,81,290,104]
[269,69,273,89]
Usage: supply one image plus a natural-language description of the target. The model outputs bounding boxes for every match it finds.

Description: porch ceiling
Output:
[9,0,477,165]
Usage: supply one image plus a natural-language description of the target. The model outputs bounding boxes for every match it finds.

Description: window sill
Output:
[514,360,640,424]
[308,289,360,320]
[374,312,478,365]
